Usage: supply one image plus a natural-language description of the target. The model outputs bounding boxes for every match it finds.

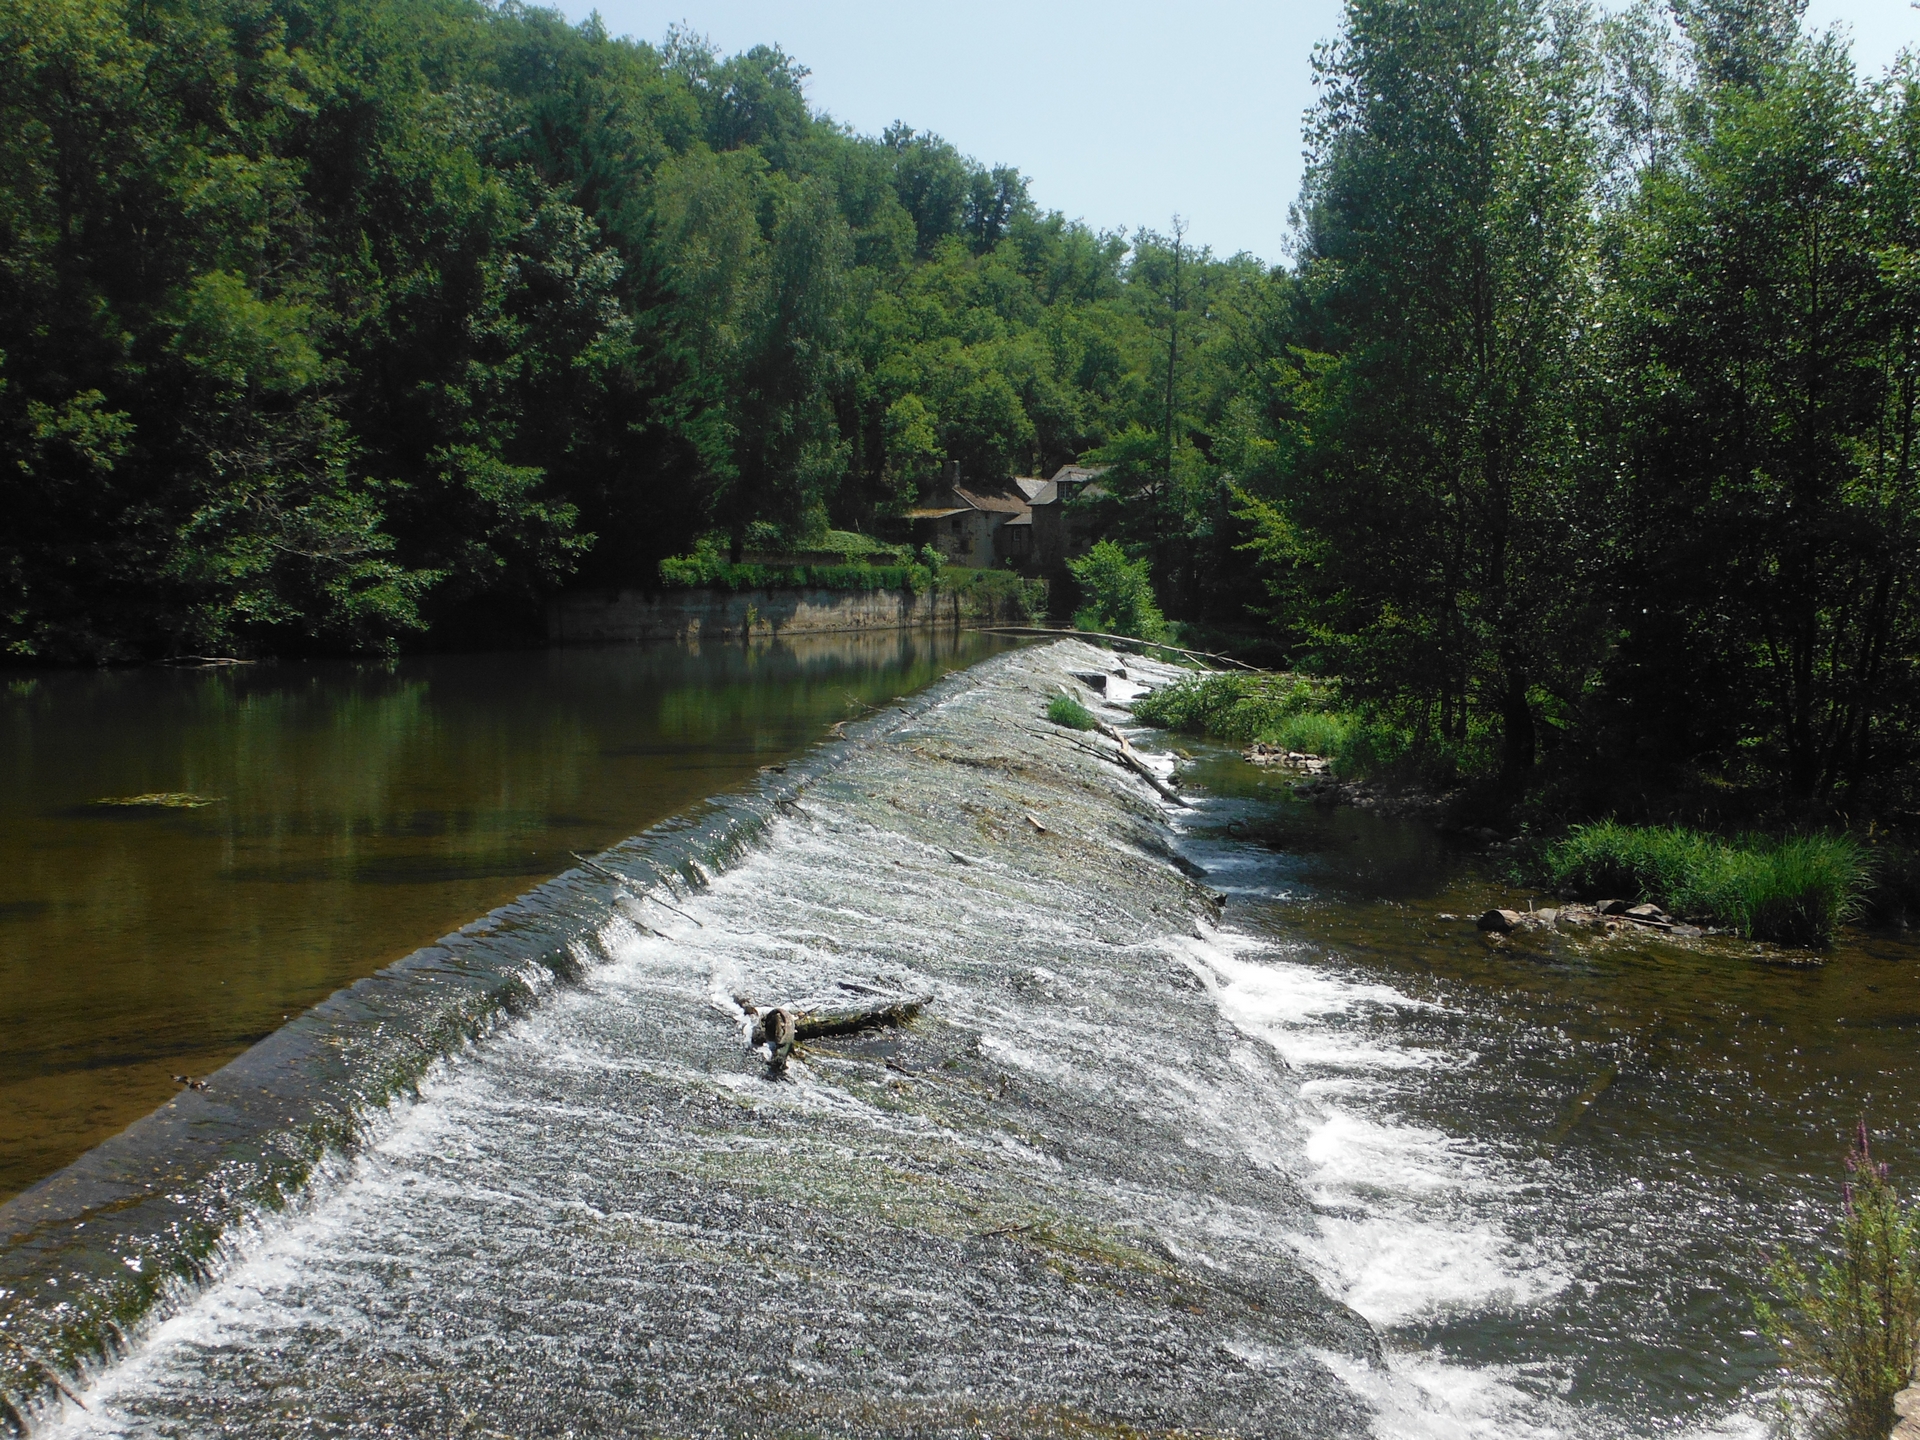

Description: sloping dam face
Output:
[7,642,1381,1437]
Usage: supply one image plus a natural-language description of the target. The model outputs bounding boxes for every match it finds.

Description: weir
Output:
[3,641,1381,1438]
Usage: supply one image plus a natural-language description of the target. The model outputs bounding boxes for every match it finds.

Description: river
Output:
[0,631,1013,1202]
[5,638,1917,1437]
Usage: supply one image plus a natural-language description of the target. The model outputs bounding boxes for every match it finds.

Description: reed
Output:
[1544,821,1868,947]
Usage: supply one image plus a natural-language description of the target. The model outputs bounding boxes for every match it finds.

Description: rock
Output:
[1622,903,1676,928]
[1554,905,1606,931]
[1597,899,1630,916]
[1477,908,1524,934]
[1466,826,1503,846]
[1892,1381,1920,1440]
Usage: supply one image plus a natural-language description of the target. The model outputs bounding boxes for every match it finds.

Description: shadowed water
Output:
[0,631,1013,1202]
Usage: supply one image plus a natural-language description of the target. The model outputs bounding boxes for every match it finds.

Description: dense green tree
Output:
[1599,38,1920,812]
[0,0,1168,659]
[1272,0,1602,781]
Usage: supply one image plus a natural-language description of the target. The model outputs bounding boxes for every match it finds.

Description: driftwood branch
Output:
[1043,709,1190,806]
[1094,718,1189,807]
[570,852,705,927]
[735,990,929,1078]
[1028,725,1177,804]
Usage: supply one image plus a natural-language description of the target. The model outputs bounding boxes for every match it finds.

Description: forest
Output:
[4,0,1919,822]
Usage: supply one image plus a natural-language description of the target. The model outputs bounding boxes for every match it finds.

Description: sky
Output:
[554,0,1920,266]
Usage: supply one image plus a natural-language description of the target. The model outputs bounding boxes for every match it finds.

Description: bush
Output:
[941,565,1044,620]
[658,537,935,595]
[1047,693,1097,730]
[1067,542,1168,641]
[1758,1125,1920,1440]
[1543,821,1868,946]
[1132,671,1474,786]
[1132,672,1327,742]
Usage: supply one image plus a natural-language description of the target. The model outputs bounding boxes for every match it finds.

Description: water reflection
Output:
[0,630,1012,1201]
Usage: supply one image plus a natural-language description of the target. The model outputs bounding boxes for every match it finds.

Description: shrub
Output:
[1047,693,1097,730]
[659,546,931,595]
[1067,542,1168,641]
[1132,673,1326,742]
[1758,1125,1920,1440]
[1543,821,1868,946]
[941,565,1044,620]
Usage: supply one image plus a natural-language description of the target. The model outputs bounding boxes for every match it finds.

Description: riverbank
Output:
[3,640,1376,1436]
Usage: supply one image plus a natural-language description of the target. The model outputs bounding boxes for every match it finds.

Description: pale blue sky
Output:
[556,0,1920,265]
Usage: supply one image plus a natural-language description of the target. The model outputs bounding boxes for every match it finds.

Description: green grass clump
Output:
[1047,693,1097,730]
[1129,671,1416,776]
[1266,710,1354,758]
[1544,820,1868,947]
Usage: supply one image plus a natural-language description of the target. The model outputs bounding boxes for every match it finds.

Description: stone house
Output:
[903,463,1107,574]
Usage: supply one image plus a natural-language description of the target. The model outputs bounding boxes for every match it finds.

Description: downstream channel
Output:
[3,638,1916,1437]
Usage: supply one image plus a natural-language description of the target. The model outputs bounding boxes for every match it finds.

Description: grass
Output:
[1543,820,1869,947]
[1047,693,1097,731]
[1266,710,1355,759]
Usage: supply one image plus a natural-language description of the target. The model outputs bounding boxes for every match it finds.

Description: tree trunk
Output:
[1500,667,1535,788]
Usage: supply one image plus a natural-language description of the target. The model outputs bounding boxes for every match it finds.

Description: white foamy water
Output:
[1162,810,1780,1440]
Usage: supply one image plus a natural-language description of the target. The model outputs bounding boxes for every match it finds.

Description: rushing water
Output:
[9,639,1919,1437]
[0,630,1013,1202]
[1171,750,1920,1437]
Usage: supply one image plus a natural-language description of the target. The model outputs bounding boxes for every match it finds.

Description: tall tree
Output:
[1275,0,1601,780]
[1601,36,1920,812]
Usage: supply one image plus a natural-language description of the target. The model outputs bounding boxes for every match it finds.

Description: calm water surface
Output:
[0,630,1013,1201]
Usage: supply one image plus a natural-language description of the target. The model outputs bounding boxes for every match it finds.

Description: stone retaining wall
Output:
[546,584,1009,645]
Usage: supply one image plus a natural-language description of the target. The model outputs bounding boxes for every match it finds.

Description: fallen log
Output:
[1091,716,1189,807]
[1030,724,1190,808]
[967,625,1262,671]
[739,992,931,1047]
